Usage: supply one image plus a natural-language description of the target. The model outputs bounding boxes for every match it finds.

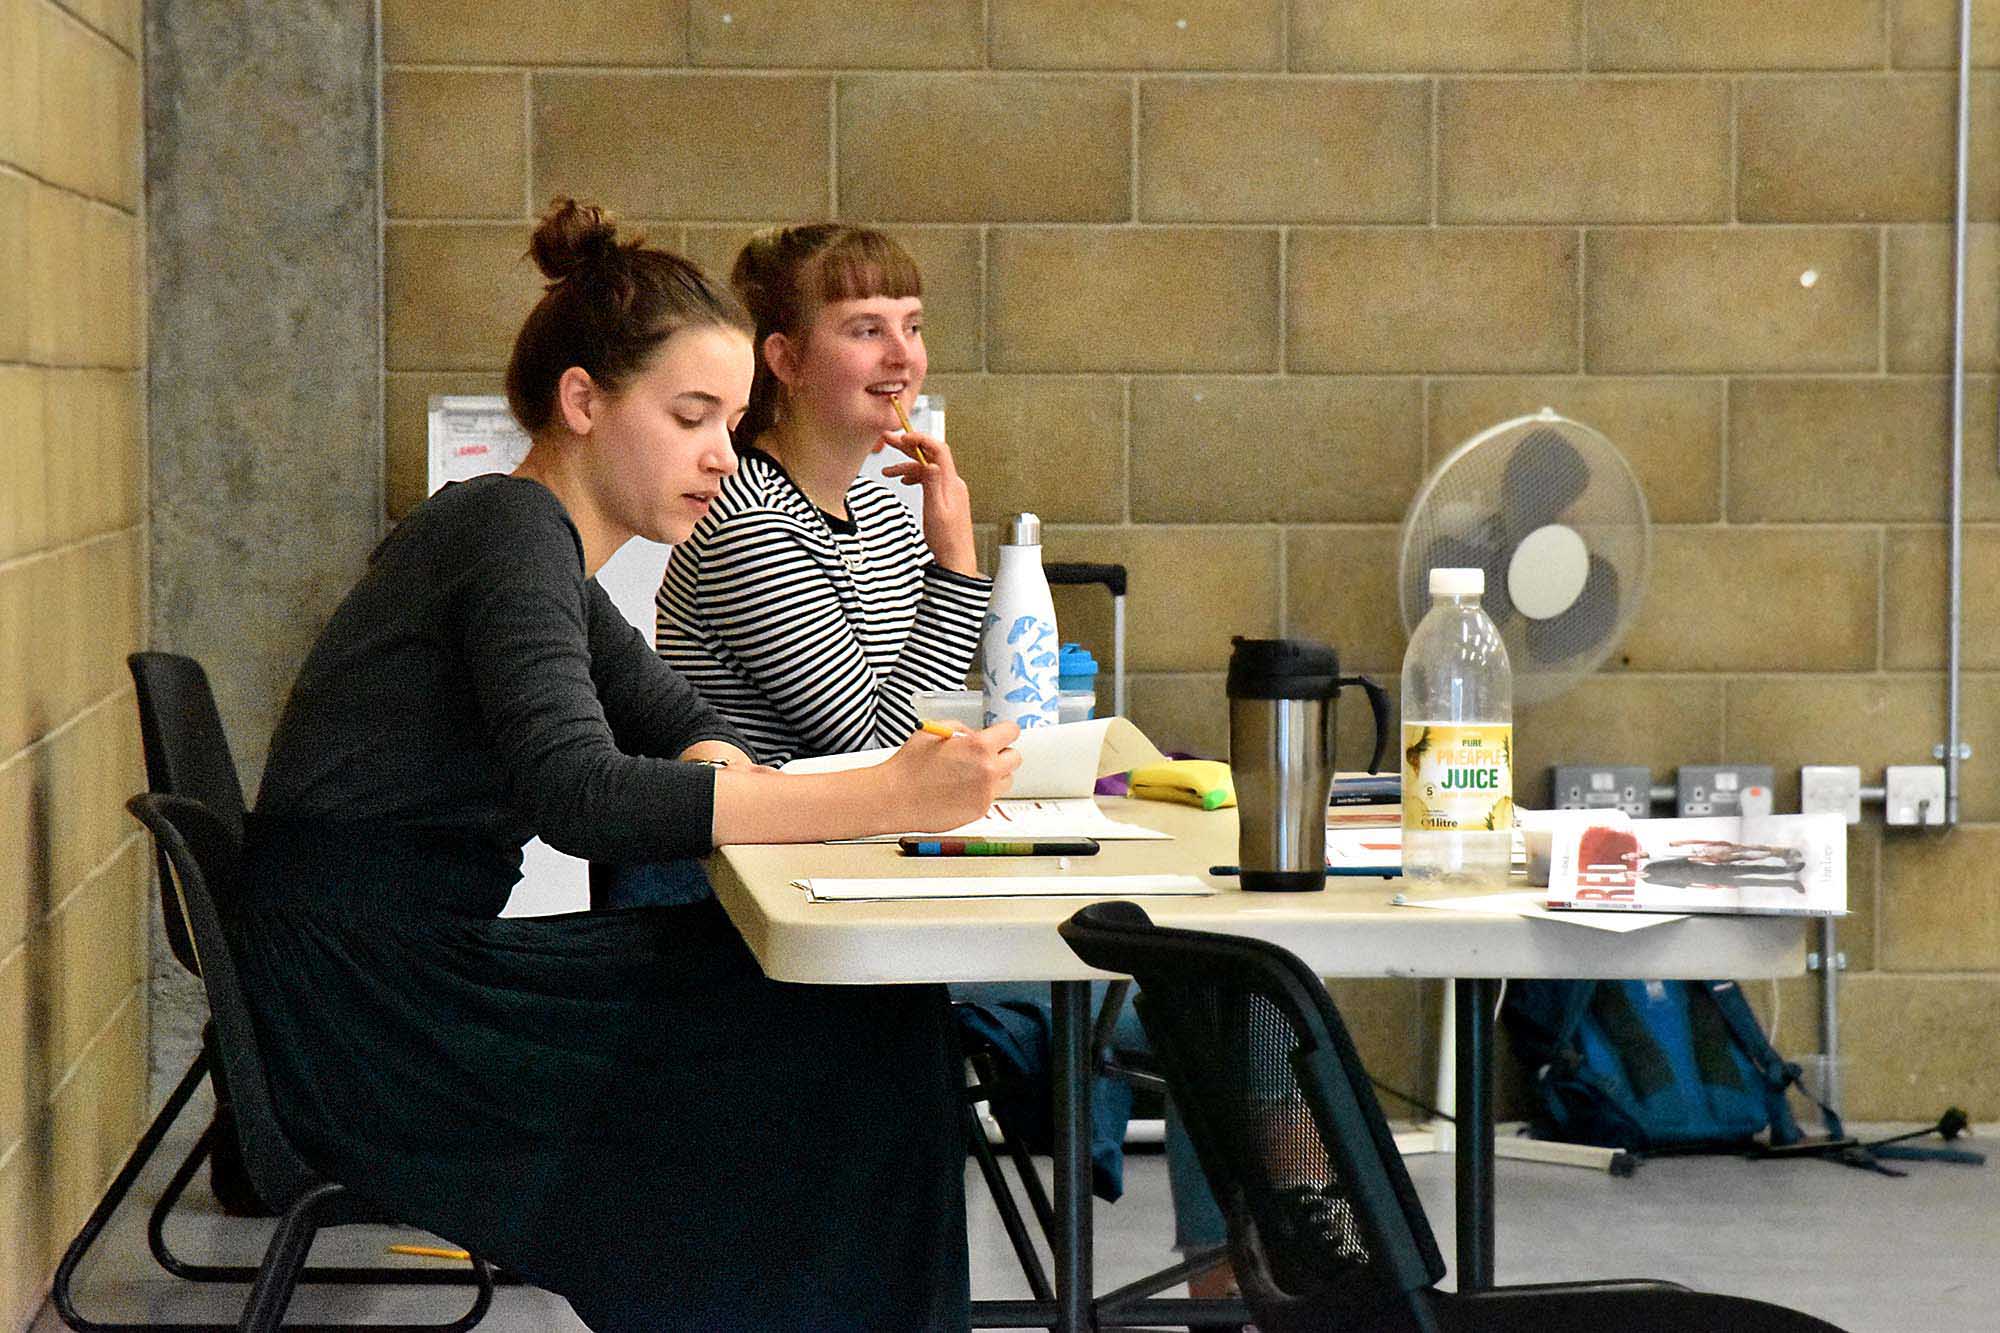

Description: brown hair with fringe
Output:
[728,224,923,449]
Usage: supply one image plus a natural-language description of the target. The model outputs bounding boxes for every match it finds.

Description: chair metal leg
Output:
[238,1181,343,1331]
[55,1050,499,1331]
[148,1121,220,1278]
[997,1121,1058,1240]
[966,1047,1060,1243]
[237,1182,495,1333]
[146,1120,517,1292]
[963,1093,1054,1301]
[53,1053,216,1331]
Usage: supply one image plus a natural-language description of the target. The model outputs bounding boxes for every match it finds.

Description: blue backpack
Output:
[1501,978,1823,1152]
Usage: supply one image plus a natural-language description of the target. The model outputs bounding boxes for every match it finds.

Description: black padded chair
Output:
[125,651,266,1226]
[52,793,496,1333]
[1058,901,1850,1333]
[52,653,501,1330]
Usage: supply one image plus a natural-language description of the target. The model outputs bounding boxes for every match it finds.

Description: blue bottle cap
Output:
[1058,642,1097,675]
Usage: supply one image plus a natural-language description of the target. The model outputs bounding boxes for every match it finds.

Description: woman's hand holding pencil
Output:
[884,718,1021,829]
[878,413,976,577]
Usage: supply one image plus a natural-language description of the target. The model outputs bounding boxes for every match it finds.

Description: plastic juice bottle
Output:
[1401,567,1513,886]
[982,513,1060,729]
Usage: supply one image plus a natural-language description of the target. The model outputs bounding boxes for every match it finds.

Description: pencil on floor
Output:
[388,1244,470,1261]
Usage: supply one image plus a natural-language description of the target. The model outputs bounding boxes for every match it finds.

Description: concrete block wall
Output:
[0,0,149,1325]
[380,0,2000,1118]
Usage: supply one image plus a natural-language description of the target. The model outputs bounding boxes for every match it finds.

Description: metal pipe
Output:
[1818,917,1842,1118]
[1948,0,1972,825]
[1049,981,1091,1333]
[1454,978,1498,1293]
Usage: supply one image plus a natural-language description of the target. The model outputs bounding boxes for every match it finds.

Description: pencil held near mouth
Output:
[883,389,926,463]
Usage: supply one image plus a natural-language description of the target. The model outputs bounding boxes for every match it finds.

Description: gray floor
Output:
[37,1093,1999,1331]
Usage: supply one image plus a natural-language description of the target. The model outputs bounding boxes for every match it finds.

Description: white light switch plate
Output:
[1800,765,1863,824]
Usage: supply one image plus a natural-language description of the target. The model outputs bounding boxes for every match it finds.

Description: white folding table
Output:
[707,798,1809,1332]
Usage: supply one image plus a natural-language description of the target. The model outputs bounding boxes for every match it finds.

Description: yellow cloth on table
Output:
[1129,759,1235,811]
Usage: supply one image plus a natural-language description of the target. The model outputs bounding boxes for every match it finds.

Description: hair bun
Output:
[529,196,624,283]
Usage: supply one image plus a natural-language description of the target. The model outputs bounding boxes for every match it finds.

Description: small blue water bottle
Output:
[1058,643,1098,720]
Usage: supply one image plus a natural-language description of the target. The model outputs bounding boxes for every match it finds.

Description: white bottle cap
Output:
[1429,566,1484,597]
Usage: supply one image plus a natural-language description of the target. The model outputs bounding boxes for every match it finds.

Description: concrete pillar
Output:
[145,1,383,1100]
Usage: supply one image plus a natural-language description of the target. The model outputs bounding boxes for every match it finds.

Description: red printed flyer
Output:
[1546,813,1846,917]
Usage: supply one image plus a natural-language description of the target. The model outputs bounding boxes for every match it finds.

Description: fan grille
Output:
[1398,414,1649,707]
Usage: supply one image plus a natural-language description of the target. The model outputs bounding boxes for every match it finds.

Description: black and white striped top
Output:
[656,447,991,766]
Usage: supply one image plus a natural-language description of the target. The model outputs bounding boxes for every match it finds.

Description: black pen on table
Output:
[900,837,1100,857]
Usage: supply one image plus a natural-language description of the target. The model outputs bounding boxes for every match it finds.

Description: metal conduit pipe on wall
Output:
[1815,0,1978,1120]
[1948,0,1972,824]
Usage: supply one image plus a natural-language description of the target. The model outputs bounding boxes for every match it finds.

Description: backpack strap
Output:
[1700,980,1832,1145]
[1591,983,1675,1101]
[1549,981,1599,1057]
[1541,982,1658,1149]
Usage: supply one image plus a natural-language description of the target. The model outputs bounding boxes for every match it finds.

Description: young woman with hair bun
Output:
[235,198,1012,1331]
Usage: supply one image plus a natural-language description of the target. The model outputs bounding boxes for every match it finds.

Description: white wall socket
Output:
[1884,765,1947,826]
[1800,765,1863,824]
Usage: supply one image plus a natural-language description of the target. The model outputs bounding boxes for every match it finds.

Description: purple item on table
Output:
[1096,751,1204,799]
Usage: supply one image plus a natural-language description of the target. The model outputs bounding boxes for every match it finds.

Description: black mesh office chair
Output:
[1058,902,1850,1333]
[52,793,495,1333]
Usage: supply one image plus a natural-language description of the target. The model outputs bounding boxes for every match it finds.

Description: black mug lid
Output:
[1227,637,1340,700]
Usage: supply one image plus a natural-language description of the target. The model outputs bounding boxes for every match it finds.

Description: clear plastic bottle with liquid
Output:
[1401,567,1514,887]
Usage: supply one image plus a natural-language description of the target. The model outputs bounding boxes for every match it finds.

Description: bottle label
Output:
[981,611,1059,728]
[1402,723,1514,832]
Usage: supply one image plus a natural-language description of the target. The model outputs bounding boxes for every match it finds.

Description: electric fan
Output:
[1397,409,1654,1180]
[1398,410,1650,706]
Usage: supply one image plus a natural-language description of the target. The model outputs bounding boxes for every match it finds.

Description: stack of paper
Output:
[782,718,1174,842]
[780,716,1164,797]
[836,797,1167,844]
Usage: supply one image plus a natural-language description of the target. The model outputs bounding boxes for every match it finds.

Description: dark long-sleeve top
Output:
[655,446,989,766]
[255,474,750,876]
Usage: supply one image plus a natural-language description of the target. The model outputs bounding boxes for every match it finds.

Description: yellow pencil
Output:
[887,394,928,466]
[919,720,959,738]
[388,1244,471,1261]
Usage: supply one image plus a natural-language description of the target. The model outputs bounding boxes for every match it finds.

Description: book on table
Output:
[1328,771,1400,827]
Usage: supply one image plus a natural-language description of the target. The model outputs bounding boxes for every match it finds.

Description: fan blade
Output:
[1502,427,1590,537]
[1525,556,1619,665]
[1416,535,1516,625]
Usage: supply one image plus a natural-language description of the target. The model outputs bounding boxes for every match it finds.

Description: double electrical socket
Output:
[1549,764,1652,818]
[1675,765,1775,818]
[1549,763,1777,818]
